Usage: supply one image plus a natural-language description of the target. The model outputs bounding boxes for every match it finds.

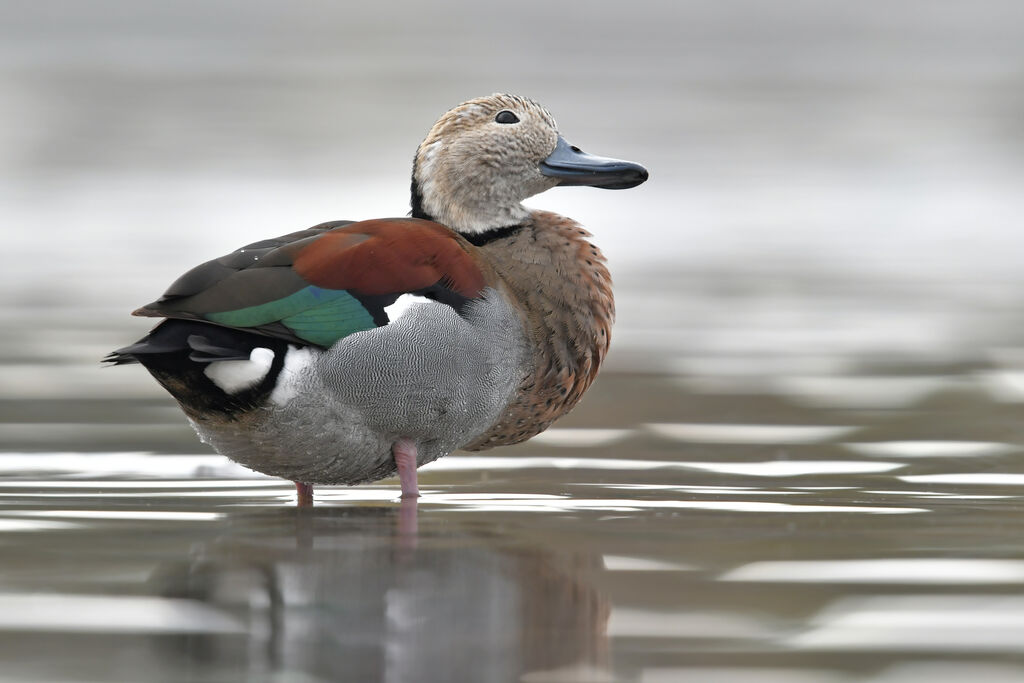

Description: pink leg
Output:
[294,481,313,507]
[392,438,420,499]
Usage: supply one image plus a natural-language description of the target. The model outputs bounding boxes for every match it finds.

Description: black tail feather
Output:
[104,320,292,419]
[186,334,252,363]
[105,320,287,364]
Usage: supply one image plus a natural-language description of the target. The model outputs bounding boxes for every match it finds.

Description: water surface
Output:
[4,1,1024,680]
[4,353,1024,681]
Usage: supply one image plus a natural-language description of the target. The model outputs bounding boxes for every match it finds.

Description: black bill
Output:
[539,136,648,190]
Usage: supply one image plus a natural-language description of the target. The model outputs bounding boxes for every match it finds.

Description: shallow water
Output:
[5,333,1024,681]
[6,1,1024,680]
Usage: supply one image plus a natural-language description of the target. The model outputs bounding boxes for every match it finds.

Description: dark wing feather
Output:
[158,220,353,301]
[134,218,489,349]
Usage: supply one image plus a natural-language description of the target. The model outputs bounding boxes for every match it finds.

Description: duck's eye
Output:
[495,110,520,124]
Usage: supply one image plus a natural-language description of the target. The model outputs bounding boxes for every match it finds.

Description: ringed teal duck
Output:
[107,94,648,505]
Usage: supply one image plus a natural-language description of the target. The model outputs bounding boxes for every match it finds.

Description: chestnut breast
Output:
[464,209,614,450]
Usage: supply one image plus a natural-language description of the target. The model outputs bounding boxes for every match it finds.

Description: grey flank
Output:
[189,289,527,485]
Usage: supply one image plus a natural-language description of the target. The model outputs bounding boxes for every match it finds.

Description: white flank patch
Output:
[384,293,434,322]
[203,347,274,394]
[269,345,315,405]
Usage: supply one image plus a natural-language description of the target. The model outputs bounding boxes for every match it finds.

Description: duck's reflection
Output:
[149,504,608,682]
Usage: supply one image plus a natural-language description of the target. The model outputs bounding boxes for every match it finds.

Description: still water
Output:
[5,1,1024,680]
[5,272,1024,681]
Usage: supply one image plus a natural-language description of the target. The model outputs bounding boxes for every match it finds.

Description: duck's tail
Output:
[104,320,292,418]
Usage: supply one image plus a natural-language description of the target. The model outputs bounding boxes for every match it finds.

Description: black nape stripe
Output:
[410,171,430,221]
[463,224,524,246]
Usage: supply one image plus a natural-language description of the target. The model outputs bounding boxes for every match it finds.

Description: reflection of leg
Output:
[393,438,420,499]
[398,496,418,550]
[294,481,313,507]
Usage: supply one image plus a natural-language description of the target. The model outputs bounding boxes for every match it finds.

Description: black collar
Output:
[411,177,525,246]
[463,224,525,246]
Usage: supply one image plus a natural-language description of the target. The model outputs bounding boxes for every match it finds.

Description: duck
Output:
[106,93,648,506]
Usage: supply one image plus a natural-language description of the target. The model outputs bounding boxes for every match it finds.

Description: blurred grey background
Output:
[3,0,1024,397]
[5,7,1024,679]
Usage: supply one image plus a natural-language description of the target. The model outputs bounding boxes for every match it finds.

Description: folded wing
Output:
[134,218,489,348]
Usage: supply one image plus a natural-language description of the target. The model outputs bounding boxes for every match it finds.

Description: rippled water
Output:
[6,1,1024,680]
[5,347,1024,681]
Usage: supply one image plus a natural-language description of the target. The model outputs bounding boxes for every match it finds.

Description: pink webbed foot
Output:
[294,481,313,507]
[392,438,420,499]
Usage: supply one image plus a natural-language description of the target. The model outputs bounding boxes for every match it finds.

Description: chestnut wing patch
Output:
[292,218,486,297]
[135,218,488,348]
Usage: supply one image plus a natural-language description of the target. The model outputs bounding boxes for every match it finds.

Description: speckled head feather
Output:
[412,94,562,234]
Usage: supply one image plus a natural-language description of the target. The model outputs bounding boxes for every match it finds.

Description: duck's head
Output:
[411,94,648,235]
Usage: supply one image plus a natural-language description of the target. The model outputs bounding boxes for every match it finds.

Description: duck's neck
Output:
[410,176,524,244]
[410,155,530,235]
